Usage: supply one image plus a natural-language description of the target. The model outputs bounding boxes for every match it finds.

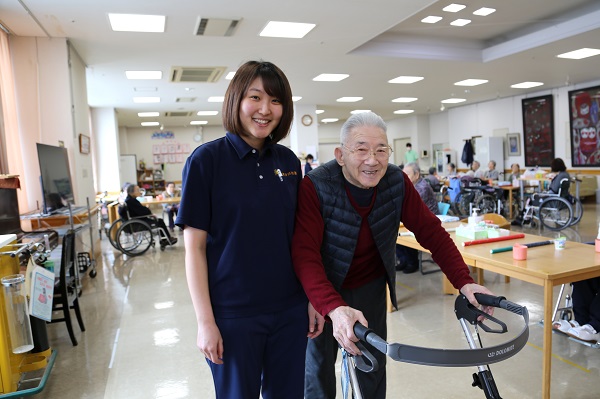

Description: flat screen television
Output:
[36,143,75,214]
[0,188,22,235]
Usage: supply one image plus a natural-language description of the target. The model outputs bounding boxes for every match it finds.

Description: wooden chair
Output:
[48,230,85,346]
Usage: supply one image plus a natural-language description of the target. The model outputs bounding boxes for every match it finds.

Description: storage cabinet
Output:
[137,169,165,196]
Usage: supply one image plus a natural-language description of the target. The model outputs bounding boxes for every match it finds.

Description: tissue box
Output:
[487,228,510,238]
[456,224,488,240]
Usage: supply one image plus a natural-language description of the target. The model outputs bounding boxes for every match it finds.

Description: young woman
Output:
[176,60,322,399]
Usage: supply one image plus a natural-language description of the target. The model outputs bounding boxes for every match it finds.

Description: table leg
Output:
[508,188,514,220]
[542,281,553,399]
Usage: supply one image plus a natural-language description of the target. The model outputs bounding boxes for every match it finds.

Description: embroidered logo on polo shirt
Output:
[273,169,298,181]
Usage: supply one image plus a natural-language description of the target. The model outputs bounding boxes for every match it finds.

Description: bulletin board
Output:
[152,141,190,164]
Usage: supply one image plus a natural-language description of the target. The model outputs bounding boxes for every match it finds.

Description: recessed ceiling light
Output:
[313,74,349,82]
[511,82,544,89]
[473,7,496,16]
[184,87,195,91]
[315,110,325,114]
[441,98,466,104]
[225,71,236,80]
[350,110,371,114]
[388,76,424,84]
[421,16,442,24]
[337,97,363,102]
[321,118,339,123]
[138,112,160,117]
[454,79,488,86]
[557,48,600,60]
[259,21,316,38]
[292,96,302,102]
[126,71,162,79]
[450,19,471,27]
[196,111,218,116]
[141,122,160,126]
[207,96,224,102]
[190,121,208,125]
[108,13,166,33]
[443,4,466,12]
[392,97,418,103]
[133,97,160,103]
[394,110,415,115]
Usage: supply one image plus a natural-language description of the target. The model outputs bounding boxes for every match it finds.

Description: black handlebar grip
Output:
[474,293,506,307]
[354,322,371,341]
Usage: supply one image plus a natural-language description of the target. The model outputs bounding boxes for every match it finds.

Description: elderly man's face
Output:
[335,125,389,189]
[472,162,480,171]
[405,167,419,183]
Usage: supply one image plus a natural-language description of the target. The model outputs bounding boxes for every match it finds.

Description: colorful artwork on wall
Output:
[569,85,600,166]
[522,95,554,167]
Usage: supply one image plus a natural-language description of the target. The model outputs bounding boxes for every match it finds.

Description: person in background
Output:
[292,111,494,399]
[485,160,500,180]
[404,142,418,164]
[467,160,485,179]
[305,153,314,175]
[176,60,321,399]
[161,182,180,232]
[508,163,521,181]
[396,162,439,274]
[553,277,600,343]
[123,185,177,245]
[446,162,457,177]
[425,166,441,188]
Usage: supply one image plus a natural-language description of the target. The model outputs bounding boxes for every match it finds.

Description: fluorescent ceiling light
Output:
[259,21,316,38]
[441,98,466,104]
[557,48,600,60]
[473,7,496,16]
[337,97,362,102]
[138,112,160,117]
[455,79,488,86]
[394,110,415,115]
[141,122,160,126]
[190,121,208,125]
[388,76,424,84]
[421,16,442,24]
[292,96,302,102]
[197,111,218,116]
[443,4,466,12]
[321,118,339,123]
[109,13,166,33]
[392,97,418,103]
[350,110,371,114]
[313,74,349,82]
[208,96,224,102]
[316,110,325,114]
[451,19,471,27]
[225,71,236,80]
[134,97,160,103]
[126,70,162,80]
[511,82,543,89]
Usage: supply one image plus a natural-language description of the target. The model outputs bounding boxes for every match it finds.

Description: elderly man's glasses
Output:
[342,145,393,160]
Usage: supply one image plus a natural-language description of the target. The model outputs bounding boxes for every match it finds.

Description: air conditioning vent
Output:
[170,67,226,83]
[175,97,197,103]
[194,18,240,37]
[165,111,194,117]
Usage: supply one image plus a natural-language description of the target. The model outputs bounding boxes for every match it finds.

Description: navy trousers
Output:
[208,300,308,399]
[572,277,600,332]
[304,275,387,399]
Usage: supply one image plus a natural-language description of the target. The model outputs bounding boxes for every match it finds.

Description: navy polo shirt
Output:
[176,132,306,318]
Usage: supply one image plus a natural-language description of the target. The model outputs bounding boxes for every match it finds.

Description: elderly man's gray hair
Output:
[340,111,387,145]
[404,162,421,176]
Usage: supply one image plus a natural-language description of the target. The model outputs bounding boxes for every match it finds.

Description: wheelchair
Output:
[521,177,583,231]
[107,204,175,256]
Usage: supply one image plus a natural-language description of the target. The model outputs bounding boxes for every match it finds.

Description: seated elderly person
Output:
[484,160,501,180]
[396,162,438,273]
[161,182,180,232]
[123,184,177,245]
[425,166,441,188]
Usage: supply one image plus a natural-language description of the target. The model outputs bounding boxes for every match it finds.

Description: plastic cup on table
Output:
[513,244,527,260]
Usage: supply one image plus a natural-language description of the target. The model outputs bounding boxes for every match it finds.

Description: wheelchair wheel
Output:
[569,197,583,226]
[501,197,520,221]
[539,197,573,231]
[454,192,473,217]
[107,219,124,250]
[475,194,497,214]
[116,219,154,256]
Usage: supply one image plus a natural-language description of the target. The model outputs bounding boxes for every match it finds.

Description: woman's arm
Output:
[184,226,223,364]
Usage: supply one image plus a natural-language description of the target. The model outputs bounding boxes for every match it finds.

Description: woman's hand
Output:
[197,321,224,365]
[307,302,325,339]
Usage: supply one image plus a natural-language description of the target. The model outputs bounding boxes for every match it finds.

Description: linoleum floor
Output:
[34,202,600,398]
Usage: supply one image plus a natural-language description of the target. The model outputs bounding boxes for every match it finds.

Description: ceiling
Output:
[1,0,599,129]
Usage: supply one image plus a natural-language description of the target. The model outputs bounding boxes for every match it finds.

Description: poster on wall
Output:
[522,95,554,167]
[569,85,600,166]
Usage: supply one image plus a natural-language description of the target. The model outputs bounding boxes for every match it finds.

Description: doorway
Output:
[393,138,411,166]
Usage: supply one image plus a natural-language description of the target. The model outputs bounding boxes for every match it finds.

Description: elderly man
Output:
[485,160,500,180]
[396,162,439,273]
[292,111,493,399]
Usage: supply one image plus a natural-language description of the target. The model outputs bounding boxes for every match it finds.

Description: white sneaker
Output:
[552,319,580,334]
[567,324,600,343]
